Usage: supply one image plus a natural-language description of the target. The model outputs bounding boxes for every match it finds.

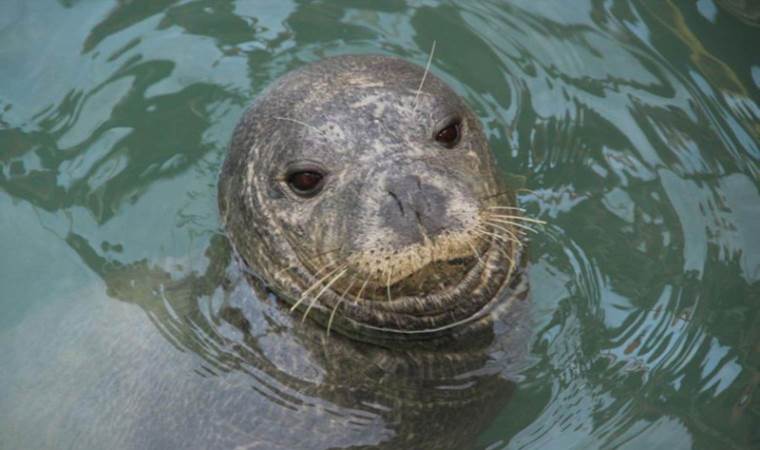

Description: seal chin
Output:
[296,234,520,341]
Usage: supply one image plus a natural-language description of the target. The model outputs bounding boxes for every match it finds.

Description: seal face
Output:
[219,55,525,340]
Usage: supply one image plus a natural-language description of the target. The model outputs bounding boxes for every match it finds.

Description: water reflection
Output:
[1,0,759,449]
[58,230,526,449]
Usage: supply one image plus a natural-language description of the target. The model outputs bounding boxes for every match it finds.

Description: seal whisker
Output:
[413,40,437,109]
[274,116,327,138]
[302,267,348,323]
[466,241,485,266]
[355,275,372,303]
[327,275,358,336]
[471,230,516,272]
[448,208,527,225]
[483,217,540,234]
[274,265,297,278]
[326,298,345,337]
[293,265,332,297]
[481,220,524,246]
[484,213,545,225]
[485,206,526,212]
[275,260,323,278]
[305,247,343,259]
[290,263,345,312]
[516,187,538,196]
[493,244,517,273]
[473,226,520,248]
[286,248,343,277]
[479,191,514,202]
[478,228,519,258]
[485,219,540,234]
[296,263,336,289]
[386,266,394,303]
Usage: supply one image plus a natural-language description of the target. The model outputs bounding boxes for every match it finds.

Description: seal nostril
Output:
[387,191,405,215]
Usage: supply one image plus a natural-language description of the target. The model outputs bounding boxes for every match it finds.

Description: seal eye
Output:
[287,170,324,197]
[435,120,461,148]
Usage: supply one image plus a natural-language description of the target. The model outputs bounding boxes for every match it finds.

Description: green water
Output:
[1,1,759,449]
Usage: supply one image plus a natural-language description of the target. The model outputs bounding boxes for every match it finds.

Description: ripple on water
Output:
[0,0,759,449]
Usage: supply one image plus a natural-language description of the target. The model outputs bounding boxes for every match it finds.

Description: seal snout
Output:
[381,174,453,244]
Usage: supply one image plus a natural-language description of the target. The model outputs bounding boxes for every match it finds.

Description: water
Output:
[1,1,759,449]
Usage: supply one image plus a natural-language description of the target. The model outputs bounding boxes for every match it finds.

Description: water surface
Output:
[1,1,759,449]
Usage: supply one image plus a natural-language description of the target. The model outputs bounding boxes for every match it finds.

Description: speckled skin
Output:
[219,55,523,342]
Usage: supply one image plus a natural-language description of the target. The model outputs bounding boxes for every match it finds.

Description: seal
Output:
[218,54,531,342]
[2,55,536,450]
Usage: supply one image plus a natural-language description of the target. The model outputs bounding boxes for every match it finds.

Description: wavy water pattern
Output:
[1,0,759,449]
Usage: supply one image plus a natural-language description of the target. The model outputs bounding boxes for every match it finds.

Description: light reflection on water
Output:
[0,1,758,449]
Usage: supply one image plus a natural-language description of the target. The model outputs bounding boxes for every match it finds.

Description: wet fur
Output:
[218,55,535,340]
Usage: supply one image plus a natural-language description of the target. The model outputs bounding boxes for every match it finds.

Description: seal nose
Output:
[382,175,449,243]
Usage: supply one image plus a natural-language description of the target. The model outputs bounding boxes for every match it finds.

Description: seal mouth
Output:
[289,232,521,341]
[353,255,479,302]
[332,255,478,303]
[252,201,540,342]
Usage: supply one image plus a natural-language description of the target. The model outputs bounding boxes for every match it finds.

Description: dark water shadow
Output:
[62,229,531,449]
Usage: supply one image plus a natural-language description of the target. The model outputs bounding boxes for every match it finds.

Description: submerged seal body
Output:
[219,54,527,341]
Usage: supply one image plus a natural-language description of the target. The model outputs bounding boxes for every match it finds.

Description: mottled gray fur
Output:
[219,55,523,341]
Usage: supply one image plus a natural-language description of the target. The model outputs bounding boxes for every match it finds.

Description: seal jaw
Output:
[281,228,521,340]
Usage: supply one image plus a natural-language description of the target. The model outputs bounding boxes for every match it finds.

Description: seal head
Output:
[219,55,524,341]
